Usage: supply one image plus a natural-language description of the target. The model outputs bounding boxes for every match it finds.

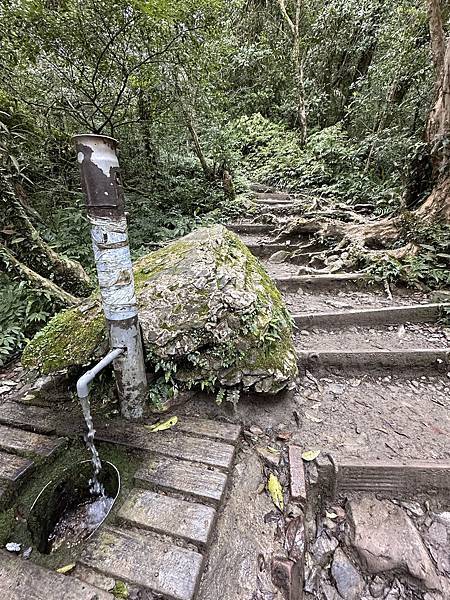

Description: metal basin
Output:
[28,460,120,554]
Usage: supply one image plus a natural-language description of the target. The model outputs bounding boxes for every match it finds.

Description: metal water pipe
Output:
[73,134,147,420]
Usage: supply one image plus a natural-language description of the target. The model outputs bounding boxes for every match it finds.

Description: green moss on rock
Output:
[22,225,297,394]
[21,301,106,373]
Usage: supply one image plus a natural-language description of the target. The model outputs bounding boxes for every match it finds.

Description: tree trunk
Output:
[404,3,450,221]
[184,113,214,180]
[418,36,450,222]
[427,0,445,76]
[276,0,307,145]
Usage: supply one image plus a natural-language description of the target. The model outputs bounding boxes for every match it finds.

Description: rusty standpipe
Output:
[73,134,147,420]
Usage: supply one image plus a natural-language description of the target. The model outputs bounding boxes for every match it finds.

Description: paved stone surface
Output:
[135,455,228,504]
[80,525,203,600]
[348,496,441,591]
[0,424,65,458]
[0,551,112,600]
[331,548,365,600]
[95,423,236,470]
[118,488,216,547]
[0,450,34,485]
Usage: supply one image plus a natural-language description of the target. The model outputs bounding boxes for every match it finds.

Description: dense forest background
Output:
[1,0,449,365]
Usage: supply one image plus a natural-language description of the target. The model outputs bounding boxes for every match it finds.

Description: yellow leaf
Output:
[301,449,321,462]
[267,473,284,511]
[144,416,178,432]
[56,563,76,574]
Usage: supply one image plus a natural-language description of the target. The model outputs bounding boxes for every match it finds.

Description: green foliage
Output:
[227,113,403,210]
[0,277,55,366]
[368,220,450,289]
[0,0,447,365]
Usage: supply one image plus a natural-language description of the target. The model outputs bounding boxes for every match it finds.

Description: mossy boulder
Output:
[22,225,297,396]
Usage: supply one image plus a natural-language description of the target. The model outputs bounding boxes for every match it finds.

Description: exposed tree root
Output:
[274,215,402,248]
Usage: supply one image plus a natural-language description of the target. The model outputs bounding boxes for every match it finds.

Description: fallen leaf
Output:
[301,449,321,462]
[56,563,76,574]
[267,473,284,511]
[110,580,129,599]
[144,416,178,432]
[267,446,279,453]
[326,511,338,519]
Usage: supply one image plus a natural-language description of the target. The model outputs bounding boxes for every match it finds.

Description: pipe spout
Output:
[76,347,125,399]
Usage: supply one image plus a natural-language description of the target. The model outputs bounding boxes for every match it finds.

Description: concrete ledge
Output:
[297,348,450,369]
[293,303,450,328]
[316,456,450,498]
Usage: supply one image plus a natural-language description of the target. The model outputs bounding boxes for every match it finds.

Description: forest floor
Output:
[0,186,449,600]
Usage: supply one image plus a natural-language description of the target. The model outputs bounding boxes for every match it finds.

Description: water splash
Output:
[79,395,103,496]
[48,494,114,552]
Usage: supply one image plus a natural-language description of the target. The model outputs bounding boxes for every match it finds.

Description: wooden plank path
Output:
[0,399,241,600]
[135,455,228,505]
[75,417,241,599]
[0,423,65,458]
[0,451,34,484]
[0,551,113,600]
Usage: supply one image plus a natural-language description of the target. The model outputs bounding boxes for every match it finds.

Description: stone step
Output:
[175,416,241,444]
[249,183,275,193]
[275,272,366,291]
[254,192,292,202]
[135,455,228,505]
[293,302,449,329]
[253,198,294,206]
[227,223,274,234]
[95,423,235,470]
[297,348,450,371]
[246,243,301,258]
[0,423,65,458]
[316,457,450,497]
[0,401,68,434]
[296,322,448,352]
[80,525,203,600]
[0,551,112,600]
[0,450,34,486]
[118,488,216,548]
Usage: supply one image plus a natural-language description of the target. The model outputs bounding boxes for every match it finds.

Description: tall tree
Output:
[276,0,307,145]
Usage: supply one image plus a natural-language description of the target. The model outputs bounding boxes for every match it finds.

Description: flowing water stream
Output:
[80,395,103,495]
[36,396,115,553]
